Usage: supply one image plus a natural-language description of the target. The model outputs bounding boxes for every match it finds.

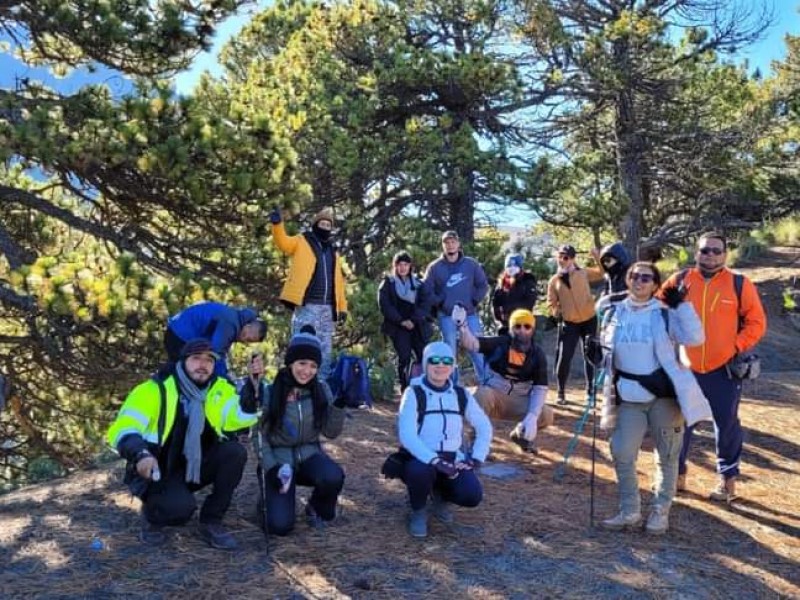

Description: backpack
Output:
[328,355,373,408]
[675,269,760,379]
[411,384,468,432]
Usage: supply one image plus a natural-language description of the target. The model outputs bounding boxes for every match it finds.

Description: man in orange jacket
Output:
[660,233,766,502]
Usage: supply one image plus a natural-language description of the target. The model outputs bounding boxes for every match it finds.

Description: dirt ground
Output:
[1,250,798,599]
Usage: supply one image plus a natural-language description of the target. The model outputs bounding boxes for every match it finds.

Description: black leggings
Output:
[261,452,345,536]
[554,316,598,395]
[390,327,427,390]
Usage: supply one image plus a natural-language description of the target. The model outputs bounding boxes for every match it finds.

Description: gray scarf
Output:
[392,275,418,304]
[176,362,210,484]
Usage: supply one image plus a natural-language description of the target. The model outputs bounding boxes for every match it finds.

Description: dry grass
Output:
[1,373,798,600]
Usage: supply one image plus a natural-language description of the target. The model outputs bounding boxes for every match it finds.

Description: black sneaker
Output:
[198,522,238,550]
[139,518,167,546]
[509,430,539,454]
[556,394,568,406]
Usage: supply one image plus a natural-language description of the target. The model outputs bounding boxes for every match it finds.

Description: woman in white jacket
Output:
[396,341,492,538]
[598,262,709,534]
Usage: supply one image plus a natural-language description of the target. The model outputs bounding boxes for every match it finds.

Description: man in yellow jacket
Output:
[270,206,348,379]
[107,339,258,550]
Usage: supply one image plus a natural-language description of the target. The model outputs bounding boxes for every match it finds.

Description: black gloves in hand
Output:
[431,457,457,478]
[662,285,687,309]
[332,394,348,409]
[269,208,282,224]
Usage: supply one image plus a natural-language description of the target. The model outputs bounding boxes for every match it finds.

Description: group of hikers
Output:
[107,207,767,549]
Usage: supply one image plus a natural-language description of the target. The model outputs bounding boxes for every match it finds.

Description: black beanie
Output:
[285,325,323,366]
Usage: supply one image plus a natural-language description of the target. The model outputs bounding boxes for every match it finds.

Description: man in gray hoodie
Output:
[422,231,489,384]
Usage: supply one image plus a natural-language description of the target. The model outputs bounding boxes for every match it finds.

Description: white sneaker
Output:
[646,505,670,535]
[600,511,642,530]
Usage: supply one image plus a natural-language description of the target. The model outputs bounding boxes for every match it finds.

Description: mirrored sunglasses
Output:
[699,247,724,256]
[427,356,454,366]
[512,323,533,330]
[629,272,655,283]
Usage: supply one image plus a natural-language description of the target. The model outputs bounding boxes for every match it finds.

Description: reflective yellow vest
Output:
[107,375,257,450]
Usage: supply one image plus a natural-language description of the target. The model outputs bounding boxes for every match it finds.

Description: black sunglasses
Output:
[629,272,655,283]
[512,323,533,330]
[699,247,724,256]
[428,356,454,366]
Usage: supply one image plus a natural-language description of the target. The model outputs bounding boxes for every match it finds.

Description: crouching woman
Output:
[255,327,347,535]
[396,341,493,538]
[598,262,710,534]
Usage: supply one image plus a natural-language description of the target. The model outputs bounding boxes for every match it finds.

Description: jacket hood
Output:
[599,242,631,274]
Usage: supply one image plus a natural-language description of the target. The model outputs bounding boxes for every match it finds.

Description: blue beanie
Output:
[505,253,523,269]
[285,325,322,366]
[422,341,454,366]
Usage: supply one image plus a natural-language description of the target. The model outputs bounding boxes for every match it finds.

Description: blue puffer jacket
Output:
[167,302,258,376]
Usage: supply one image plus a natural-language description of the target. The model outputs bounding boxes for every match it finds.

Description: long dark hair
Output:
[266,367,329,433]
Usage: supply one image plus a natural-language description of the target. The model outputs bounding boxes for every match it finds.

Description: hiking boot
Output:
[305,504,325,530]
[600,511,642,531]
[676,473,687,493]
[407,509,428,538]
[509,430,538,454]
[198,522,238,550]
[139,518,166,546]
[430,492,453,524]
[709,477,737,503]
[646,505,670,535]
[556,394,568,406]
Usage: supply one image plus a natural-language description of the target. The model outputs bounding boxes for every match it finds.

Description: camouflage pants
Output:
[292,304,335,380]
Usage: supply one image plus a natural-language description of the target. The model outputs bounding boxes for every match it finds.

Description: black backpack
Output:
[380,384,468,479]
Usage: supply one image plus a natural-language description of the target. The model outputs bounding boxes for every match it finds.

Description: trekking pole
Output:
[554,331,606,483]
[255,427,270,554]
[589,368,604,528]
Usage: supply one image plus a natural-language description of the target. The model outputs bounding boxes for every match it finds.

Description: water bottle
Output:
[278,464,292,494]
[151,464,161,482]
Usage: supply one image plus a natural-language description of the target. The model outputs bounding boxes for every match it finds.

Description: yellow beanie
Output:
[312,207,335,226]
[509,309,535,330]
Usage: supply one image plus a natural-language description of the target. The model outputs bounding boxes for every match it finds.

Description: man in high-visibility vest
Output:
[107,338,258,549]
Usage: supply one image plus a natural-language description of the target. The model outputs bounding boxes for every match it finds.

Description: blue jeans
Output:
[292,304,334,380]
[439,314,485,384]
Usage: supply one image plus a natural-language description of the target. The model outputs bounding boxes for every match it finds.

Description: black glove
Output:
[333,394,348,409]
[662,285,687,309]
[458,458,482,471]
[430,457,457,478]
[269,207,282,224]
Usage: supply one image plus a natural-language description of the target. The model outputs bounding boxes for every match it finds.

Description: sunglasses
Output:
[427,356,454,366]
[512,323,533,330]
[629,272,655,283]
[698,247,724,256]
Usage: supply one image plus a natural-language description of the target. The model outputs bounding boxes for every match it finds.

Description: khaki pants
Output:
[474,382,554,429]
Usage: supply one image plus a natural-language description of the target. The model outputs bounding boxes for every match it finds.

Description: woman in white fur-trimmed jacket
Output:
[597,261,711,535]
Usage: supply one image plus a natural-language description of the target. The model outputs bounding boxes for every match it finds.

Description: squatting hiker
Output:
[547,244,604,404]
[253,326,347,535]
[395,341,492,538]
[107,339,257,550]
[165,302,266,378]
[661,232,766,502]
[270,206,348,380]
[454,306,554,454]
[422,230,489,384]
[597,262,709,535]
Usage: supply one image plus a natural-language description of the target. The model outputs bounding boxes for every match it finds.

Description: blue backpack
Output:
[328,355,373,408]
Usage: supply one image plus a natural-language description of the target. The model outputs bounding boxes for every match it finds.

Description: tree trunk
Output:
[613,39,645,260]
